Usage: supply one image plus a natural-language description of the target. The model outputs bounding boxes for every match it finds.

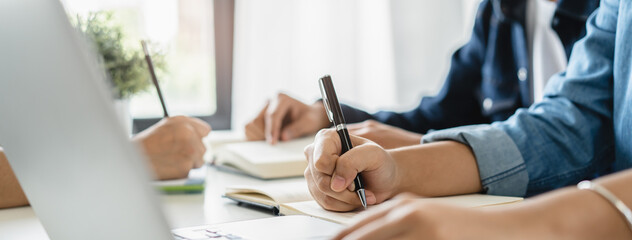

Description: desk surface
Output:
[0,166,306,240]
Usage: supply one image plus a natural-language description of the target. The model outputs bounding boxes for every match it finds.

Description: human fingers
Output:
[181,118,208,162]
[346,120,383,138]
[245,102,268,141]
[305,143,359,209]
[189,133,206,168]
[245,122,265,141]
[310,129,343,175]
[166,116,211,138]
[345,122,364,131]
[310,129,379,201]
[185,117,212,138]
[306,133,370,209]
[280,115,317,141]
[339,213,407,240]
[309,163,365,207]
[304,167,358,212]
[310,128,370,174]
[169,123,205,169]
[335,194,419,240]
[330,136,384,192]
[279,101,329,141]
[264,94,293,145]
[335,194,417,239]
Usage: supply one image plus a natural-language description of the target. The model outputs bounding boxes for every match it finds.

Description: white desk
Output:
[0,166,305,239]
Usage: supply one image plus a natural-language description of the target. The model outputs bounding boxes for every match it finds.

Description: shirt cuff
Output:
[422,124,529,197]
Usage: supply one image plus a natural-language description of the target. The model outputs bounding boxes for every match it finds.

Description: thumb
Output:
[330,137,382,192]
[280,116,315,141]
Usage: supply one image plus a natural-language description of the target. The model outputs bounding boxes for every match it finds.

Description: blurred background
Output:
[61,0,481,132]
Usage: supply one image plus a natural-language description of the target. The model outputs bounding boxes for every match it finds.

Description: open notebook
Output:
[225,181,523,225]
[207,131,314,179]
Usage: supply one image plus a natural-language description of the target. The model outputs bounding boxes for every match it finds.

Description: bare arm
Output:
[304,130,482,211]
[335,168,632,239]
[390,140,482,196]
[0,147,29,209]
[500,168,632,239]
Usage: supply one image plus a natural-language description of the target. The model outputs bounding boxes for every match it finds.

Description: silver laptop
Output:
[0,0,341,239]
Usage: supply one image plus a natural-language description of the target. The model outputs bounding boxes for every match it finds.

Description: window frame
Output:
[133,0,234,132]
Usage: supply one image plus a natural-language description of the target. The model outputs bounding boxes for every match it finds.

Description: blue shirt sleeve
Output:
[341,2,490,133]
[424,0,618,197]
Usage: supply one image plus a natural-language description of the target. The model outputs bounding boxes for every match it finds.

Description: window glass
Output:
[62,0,216,119]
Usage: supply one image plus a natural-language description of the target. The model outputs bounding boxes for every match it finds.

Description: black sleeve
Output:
[339,1,492,133]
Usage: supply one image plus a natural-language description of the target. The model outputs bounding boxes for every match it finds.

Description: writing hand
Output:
[303,129,401,211]
[133,116,211,180]
[244,93,329,144]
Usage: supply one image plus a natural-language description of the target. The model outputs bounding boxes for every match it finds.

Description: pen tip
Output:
[357,189,367,209]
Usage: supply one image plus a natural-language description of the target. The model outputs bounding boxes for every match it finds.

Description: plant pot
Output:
[113,99,133,136]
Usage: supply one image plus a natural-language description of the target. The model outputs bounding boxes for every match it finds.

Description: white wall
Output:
[231,0,481,131]
[389,0,480,111]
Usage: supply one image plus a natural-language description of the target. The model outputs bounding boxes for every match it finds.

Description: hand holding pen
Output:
[135,40,212,179]
[318,75,367,209]
[302,75,402,212]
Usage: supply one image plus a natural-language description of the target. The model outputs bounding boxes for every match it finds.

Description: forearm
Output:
[0,148,29,208]
[485,169,632,239]
[390,141,482,197]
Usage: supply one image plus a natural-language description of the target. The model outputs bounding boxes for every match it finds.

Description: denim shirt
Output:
[341,0,598,133]
[424,0,631,197]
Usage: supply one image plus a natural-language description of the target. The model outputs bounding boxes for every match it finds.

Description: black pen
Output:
[318,75,367,209]
[141,40,169,118]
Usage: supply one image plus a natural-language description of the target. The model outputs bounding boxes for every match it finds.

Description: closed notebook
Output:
[225,181,524,225]
[211,136,314,179]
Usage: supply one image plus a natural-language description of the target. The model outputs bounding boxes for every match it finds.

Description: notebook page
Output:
[281,200,360,225]
[281,194,523,225]
[425,194,523,207]
[223,137,314,164]
[225,181,313,204]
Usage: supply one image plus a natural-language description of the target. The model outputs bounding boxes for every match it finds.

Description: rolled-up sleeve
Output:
[423,125,528,196]
[422,0,619,197]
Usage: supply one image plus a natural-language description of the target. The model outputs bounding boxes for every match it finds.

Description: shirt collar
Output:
[492,0,598,24]
[555,0,599,21]
[492,0,527,24]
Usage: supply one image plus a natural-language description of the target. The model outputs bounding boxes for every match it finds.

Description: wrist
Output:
[493,186,632,240]
[385,141,482,197]
[387,148,408,198]
[405,132,423,146]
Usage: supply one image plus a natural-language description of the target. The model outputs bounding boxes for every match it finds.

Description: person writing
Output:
[0,116,211,209]
[307,0,632,238]
[245,0,599,150]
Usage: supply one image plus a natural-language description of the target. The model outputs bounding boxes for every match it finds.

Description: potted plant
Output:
[74,11,165,133]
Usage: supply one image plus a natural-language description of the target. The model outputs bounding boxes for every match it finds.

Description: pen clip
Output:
[319,80,334,123]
